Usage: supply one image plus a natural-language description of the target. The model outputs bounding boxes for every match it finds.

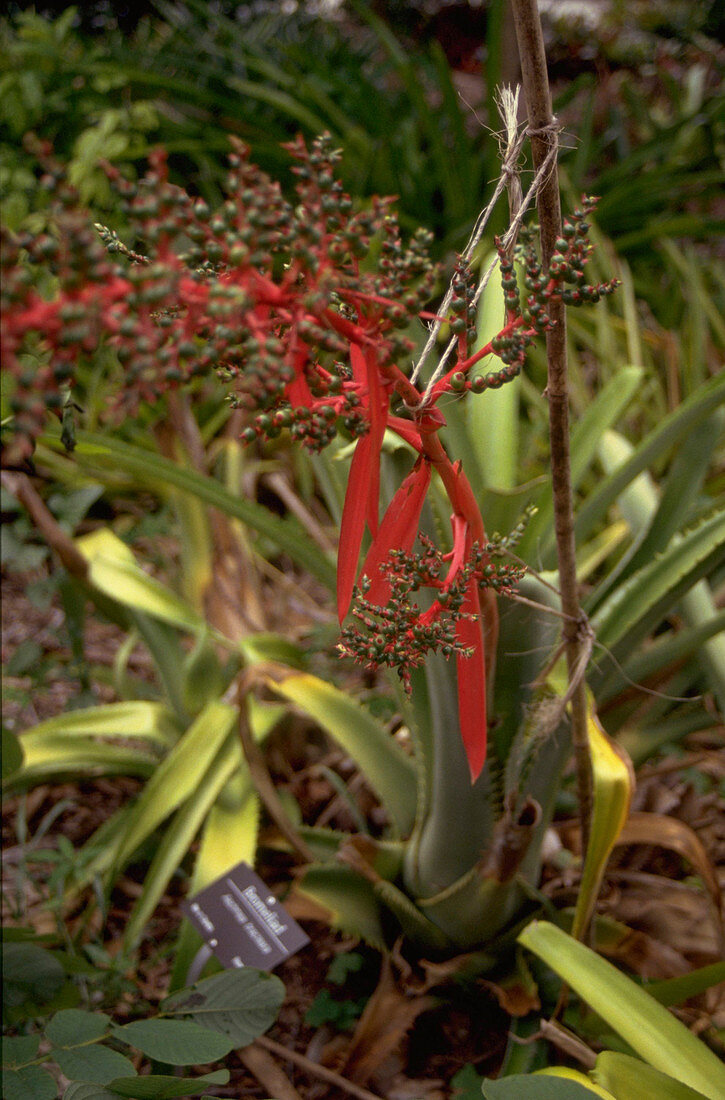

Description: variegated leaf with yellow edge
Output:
[571,690,634,940]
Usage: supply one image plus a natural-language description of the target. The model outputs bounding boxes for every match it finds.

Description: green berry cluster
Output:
[339,537,473,693]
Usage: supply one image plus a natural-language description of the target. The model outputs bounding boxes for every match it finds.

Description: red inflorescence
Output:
[1,134,617,780]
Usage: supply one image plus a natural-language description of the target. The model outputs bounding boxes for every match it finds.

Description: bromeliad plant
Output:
[1,133,615,781]
[2,118,723,964]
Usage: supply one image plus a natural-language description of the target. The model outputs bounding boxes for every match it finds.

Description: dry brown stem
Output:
[509,0,594,862]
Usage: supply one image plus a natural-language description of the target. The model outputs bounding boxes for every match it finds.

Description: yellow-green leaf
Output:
[571,694,634,940]
[593,1052,710,1100]
[20,702,180,748]
[536,1067,615,1099]
[113,701,237,870]
[518,921,725,1100]
[77,529,206,635]
[269,672,417,836]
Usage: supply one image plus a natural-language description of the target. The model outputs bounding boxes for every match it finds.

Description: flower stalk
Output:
[510,0,594,851]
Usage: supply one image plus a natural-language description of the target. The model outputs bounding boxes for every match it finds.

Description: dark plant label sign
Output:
[183,862,309,970]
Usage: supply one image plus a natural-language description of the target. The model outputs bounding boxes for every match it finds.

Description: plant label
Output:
[183,861,309,970]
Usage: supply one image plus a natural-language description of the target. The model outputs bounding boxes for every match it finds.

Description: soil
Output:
[3,558,725,1097]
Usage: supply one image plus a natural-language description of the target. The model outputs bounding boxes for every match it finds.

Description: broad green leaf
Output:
[574,370,725,546]
[299,863,386,949]
[106,1070,230,1098]
[190,772,259,889]
[537,1069,614,1099]
[571,696,634,940]
[269,672,417,836]
[2,942,65,1008]
[20,703,180,748]
[63,1084,120,1100]
[468,250,521,492]
[46,1009,111,1044]
[60,431,336,590]
[53,1044,136,1086]
[76,529,207,636]
[170,771,259,992]
[162,969,285,1047]
[111,1019,232,1065]
[517,921,725,1100]
[2,1066,58,1100]
[113,701,236,870]
[2,1035,40,1065]
[10,737,157,787]
[593,1052,710,1100]
[593,507,725,659]
[122,734,242,951]
[1,726,24,779]
[481,1075,604,1099]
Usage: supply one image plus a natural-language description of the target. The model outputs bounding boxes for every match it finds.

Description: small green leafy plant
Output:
[2,955,284,1100]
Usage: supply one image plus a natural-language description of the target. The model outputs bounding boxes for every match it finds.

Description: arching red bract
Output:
[336,345,389,622]
[455,578,488,782]
[359,458,431,606]
[337,430,374,622]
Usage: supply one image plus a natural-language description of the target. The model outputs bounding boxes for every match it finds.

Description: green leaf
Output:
[594,410,723,604]
[481,1075,604,1098]
[21,703,180,748]
[113,700,236,870]
[574,370,725,546]
[169,773,260,989]
[598,610,725,705]
[468,250,522,492]
[62,1085,120,1100]
[105,1070,229,1098]
[298,863,386,949]
[643,962,725,1007]
[571,696,634,940]
[110,1019,233,1065]
[53,1045,136,1086]
[2,1065,59,1100]
[122,734,242,951]
[305,988,365,1030]
[61,431,336,591]
[161,969,285,1048]
[9,736,157,788]
[521,366,645,561]
[75,529,207,636]
[2,1035,40,1066]
[593,1052,710,1100]
[269,672,417,836]
[1,726,24,779]
[593,507,725,659]
[450,1062,486,1100]
[2,942,65,1008]
[517,921,725,1100]
[46,1009,111,1044]
[327,952,364,985]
